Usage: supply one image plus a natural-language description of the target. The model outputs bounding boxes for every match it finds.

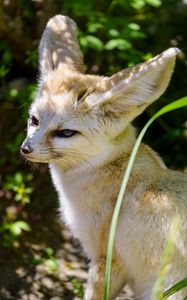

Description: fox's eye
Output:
[53,129,77,138]
[30,115,39,127]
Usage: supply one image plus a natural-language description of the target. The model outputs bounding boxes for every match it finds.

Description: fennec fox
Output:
[21,15,187,300]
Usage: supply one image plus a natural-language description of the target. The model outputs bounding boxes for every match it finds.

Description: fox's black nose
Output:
[21,143,33,155]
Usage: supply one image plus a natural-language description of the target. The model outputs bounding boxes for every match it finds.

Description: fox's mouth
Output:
[26,156,48,163]
[21,151,63,163]
[20,142,54,163]
[21,152,49,163]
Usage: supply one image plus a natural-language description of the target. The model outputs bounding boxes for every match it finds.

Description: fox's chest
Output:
[50,164,113,259]
[58,189,112,259]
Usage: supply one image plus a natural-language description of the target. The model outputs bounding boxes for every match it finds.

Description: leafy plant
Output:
[44,247,58,272]
[70,277,84,298]
[4,172,33,205]
[0,220,31,246]
[25,49,38,68]
[0,172,33,246]
[32,247,58,272]
[0,42,12,74]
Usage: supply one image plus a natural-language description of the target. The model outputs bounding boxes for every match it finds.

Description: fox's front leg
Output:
[84,257,126,300]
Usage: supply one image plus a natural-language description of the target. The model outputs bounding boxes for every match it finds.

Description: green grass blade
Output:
[161,277,187,300]
[104,96,187,300]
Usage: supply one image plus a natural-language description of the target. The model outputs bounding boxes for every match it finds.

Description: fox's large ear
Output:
[39,15,85,78]
[86,48,180,123]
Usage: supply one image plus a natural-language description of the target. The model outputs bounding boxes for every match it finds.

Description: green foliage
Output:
[0,172,33,246]
[70,278,84,298]
[7,83,36,112]
[1,220,31,238]
[0,65,9,78]
[4,172,33,205]
[19,0,35,21]
[162,278,187,300]
[79,34,104,51]
[131,0,162,9]
[0,41,13,83]
[0,220,31,246]
[25,50,38,68]
[77,10,146,73]
[32,247,58,272]
[44,247,58,271]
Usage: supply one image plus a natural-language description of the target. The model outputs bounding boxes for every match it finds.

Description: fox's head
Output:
[21,15,179,170]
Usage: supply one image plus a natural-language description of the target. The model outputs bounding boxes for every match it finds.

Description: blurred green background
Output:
[0,0,186,299]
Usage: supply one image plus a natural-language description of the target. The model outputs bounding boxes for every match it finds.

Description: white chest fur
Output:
[49,163,114,259]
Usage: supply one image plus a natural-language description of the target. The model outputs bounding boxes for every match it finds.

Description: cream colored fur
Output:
[21,15,187,300]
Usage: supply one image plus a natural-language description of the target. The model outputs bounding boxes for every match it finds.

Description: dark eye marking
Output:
[30,115,39,127]
[52,129,78,138]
